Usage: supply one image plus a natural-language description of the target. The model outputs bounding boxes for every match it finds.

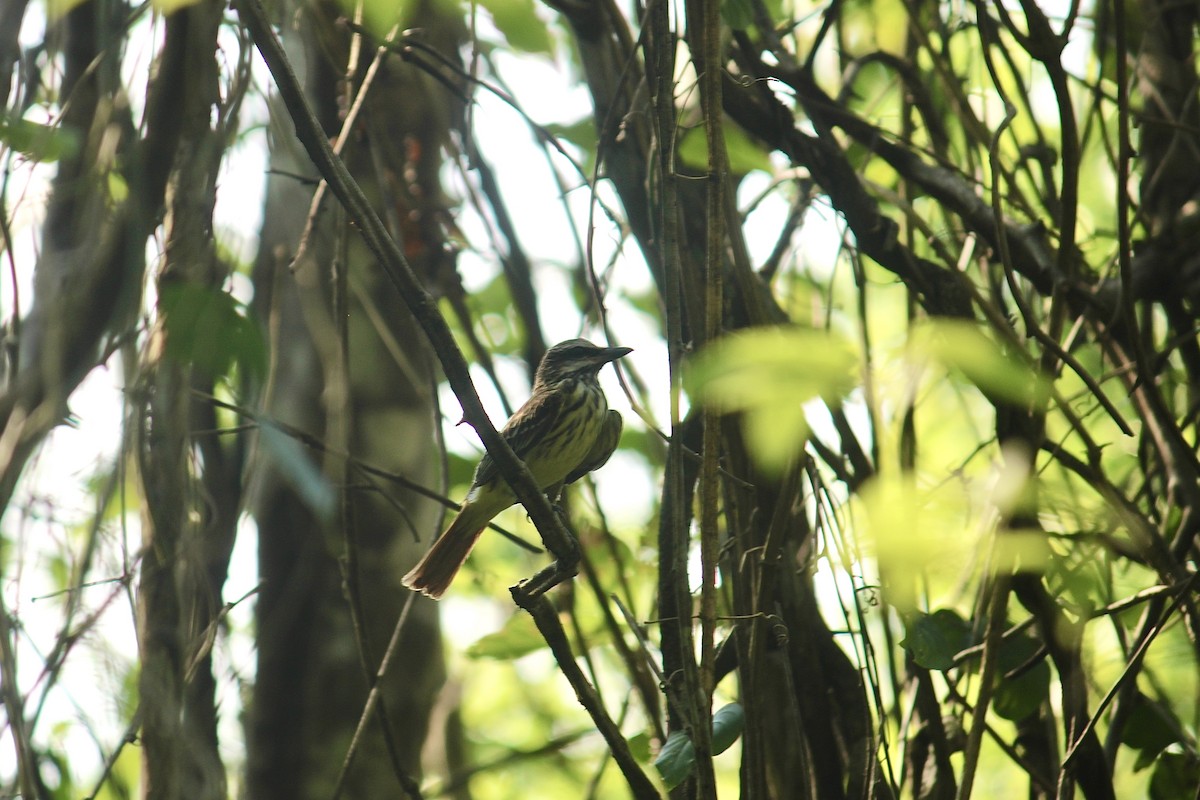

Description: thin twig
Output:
[331,593,425,800]
[191,390,541,553]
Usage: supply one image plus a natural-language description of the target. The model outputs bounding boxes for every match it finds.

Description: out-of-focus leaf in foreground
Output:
[466,611,545,660]
[689,327,859,474]
[909,319,1050,406]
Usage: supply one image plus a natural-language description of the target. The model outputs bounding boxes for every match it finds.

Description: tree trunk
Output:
[246,0,463,795]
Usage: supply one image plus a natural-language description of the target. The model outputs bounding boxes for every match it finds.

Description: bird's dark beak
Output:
[599,346,633,364]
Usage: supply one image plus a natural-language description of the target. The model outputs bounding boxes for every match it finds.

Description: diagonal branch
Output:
[234,0,579,592]
[510,592,662,800]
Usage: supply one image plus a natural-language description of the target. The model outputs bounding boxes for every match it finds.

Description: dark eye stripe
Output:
[560,345,591,360]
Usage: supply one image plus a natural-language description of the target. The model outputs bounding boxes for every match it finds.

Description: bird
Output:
[403,338,632,599]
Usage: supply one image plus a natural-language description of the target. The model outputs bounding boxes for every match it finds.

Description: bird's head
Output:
[534,339,632,388]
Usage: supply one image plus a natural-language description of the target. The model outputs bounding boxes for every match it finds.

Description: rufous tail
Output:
[402,505,489,599]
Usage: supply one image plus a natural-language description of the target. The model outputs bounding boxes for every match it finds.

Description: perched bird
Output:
[403,339,632,599]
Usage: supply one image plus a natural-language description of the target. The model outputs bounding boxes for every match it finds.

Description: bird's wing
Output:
[471,388,566,488]
[564,409,623,485]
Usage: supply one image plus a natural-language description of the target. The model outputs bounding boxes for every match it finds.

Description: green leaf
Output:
[542,118,598,173]
[1122,698,1179,771]
[993,635,1051,721]
[689,326,859,474]
[351,0,412,38]
[654,731,694,790]
[465,611,545,659]
[150,0,204,12]
[871,0,910,56]
[0,117,80,162]
[901,609,971,670]
[992,529,1052,574]
[910,319,1050,406]
[711,703,744,755]
[627,731,653,762]
[678,125,773,175]
[653,704,745,788]
[45,0,89,18]
[1149,751,1200,800]
[107,172,129,204]
[858,473,980,613]
[725,124,774,175]
[476,0,555,55]
[159,283,267,384]
[94,741,139,800]
[42,747,75,800]
[721,0,754,29]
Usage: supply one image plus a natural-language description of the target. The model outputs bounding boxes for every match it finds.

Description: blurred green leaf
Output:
[689,326,859,474]
[0,116,80,162]
[1149,751,1199,800]
[721,0,754,29]
[1123,698,1179,771]
[610,425,662,464]
[447,449,481,489]
[543,117,597,153]
[542,118,598,177]
[159,283,267,384]
[85,467,142,525]
[627,731,653,762]
[992,529,1053,574]
[1044,548,1109,616]
[910,319,1050,406]
[107,172,129,204]
[351,0,413,37]
[678,124,773,175]
[466,611,545,659]
[993,634,1051,721]
[46,0,88,19]
[725,126,774,175]
[347,0,462,44]
[151,0,203,12]
[43,747,74,800]
[901,609,971,670]
[95,741,139,800]
[476,0,554,55]
[47,552,70,594]
[871,0,909,55]
[859,473,978,612]
[581,528,639,589]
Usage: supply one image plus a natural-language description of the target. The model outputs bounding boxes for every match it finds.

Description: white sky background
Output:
[0,2,847,789]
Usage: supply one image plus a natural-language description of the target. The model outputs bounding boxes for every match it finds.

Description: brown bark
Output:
[136,2,239,798]
[245,0,462,795]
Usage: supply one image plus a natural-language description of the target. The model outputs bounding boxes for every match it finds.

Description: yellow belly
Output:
[464,381,609,515]
[524,383,606,489]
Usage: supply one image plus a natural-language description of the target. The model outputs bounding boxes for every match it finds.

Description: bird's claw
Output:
[511,542,580,601]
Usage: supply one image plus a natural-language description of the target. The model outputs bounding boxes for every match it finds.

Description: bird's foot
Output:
[511,535,580,601]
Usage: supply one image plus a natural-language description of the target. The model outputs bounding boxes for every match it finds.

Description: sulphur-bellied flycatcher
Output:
[403,339,632,598]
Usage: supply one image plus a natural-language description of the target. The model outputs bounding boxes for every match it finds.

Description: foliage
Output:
[654,704,744,789]
[1,0,1199,798]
